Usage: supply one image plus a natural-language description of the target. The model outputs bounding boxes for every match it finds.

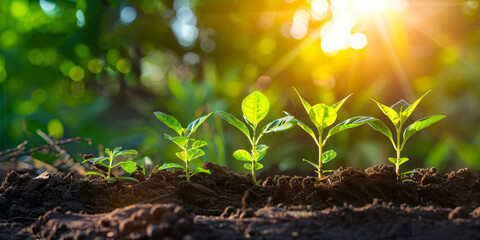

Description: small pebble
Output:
[162,212,179,225]
[150,206,168,219]
[173,206,188,218]
[119,219,138,234]
[134,209,151,221]
[146,225,165,238]
[174,218,193,234]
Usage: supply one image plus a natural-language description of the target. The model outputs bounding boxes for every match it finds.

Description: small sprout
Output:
[368,90,446,176]
[293,88,374,179]
[217,91,297,185]
[83,147,139,182]
[154,111,212,181]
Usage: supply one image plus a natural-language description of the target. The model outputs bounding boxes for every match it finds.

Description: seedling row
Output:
[83,89,445,185]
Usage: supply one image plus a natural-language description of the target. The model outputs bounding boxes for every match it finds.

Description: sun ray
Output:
[373,13,415,99]
[264,33,319,78]
[400,15,480,74]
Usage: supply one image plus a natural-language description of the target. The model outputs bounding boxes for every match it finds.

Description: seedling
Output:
[368,90,445,175]
[154,111,212,181]
[294,88,374,179]
[83,147,139,182]
[216,91,296,185]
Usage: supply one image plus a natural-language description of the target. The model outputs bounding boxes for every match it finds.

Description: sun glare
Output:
[292,0,409,55]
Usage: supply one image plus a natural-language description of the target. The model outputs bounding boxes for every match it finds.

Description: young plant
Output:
[154,111,212,181]
[294,88,374,179]
[368,90,446,175]
[216,91,297,185]
[83,147,139,182]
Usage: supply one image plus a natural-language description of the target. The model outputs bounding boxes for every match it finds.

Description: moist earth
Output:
[1,162,480,239]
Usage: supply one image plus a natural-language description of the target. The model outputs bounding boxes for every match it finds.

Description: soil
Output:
[1,161,480,239]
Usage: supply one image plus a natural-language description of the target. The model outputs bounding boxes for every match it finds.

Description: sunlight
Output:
[353,0,389,13]
[315,0,408,54]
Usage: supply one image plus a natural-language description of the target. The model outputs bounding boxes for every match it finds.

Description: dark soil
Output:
[1,161,480,239]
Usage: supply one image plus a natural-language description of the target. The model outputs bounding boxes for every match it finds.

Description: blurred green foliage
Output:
[1,0,480,174]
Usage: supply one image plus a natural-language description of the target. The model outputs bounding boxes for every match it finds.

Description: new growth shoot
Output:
[368,90,445,176]
[83,147,139,182]
[155,112,212,181]
[217,91,297,185]
[294,88,374,179]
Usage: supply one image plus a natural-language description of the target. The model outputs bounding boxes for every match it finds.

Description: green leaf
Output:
[399,170,417,176]
[401,90,431,122]
[192,140,208,149]
[388,157,409,165]
[106,178,117,182]
[296,120,318,144]
[105,148,112,157]
[90,157,109,165]
[403,115,446,144]
[114,149,138,157]
[372,99,399,126]
[113,176,140,182]
[262,115,296,133]
[233,149,252,162]
[159,163,186,170]
[85,171,106,178]
[120,161,137,173]
[302,159,319,170]
[321,150,337,164]
[188,148,205,160]
[311,104,337,128]
[398,157,409,166]
[391,100,411,114]
[254,144,268,161]
[327,116,375,139]
[244,163,263,170]
[294,88,318,126]
[256,179,262,185]
[216,110,250,138]
[255,144,269,153]
[165,134,190,148]
[293,87,312,113]
[368,118,393,140]
[331,94,352,112]
[154,111,183,136]
[185,112,212,137]
[322,170,333,173]
[241,91,270,126]
[191,168,211,176]
[175,151,187,162]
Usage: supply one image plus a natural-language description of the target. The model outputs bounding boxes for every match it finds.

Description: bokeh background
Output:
[1,0,479,175]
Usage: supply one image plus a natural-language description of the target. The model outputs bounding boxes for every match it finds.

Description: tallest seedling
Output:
[217,91,297,185]
[368,90,446,175]
[294,88,374,179]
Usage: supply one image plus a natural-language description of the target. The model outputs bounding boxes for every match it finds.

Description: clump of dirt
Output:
[2,162,480,239]
[1,162,480,222]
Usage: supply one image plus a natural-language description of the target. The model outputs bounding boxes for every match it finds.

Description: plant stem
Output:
[184,148,190,181]
[395,125,401,176]
[317,128,324,179]
[251,126,257,184]
[318,143,323,179]
[396,148,401,176]
[107,157,113,179]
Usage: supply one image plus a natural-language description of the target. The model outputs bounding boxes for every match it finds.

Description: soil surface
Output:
[1,161,480,239]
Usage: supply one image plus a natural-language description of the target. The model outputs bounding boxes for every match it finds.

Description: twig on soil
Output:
[0,141,28,157]
[0,136,92,162]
